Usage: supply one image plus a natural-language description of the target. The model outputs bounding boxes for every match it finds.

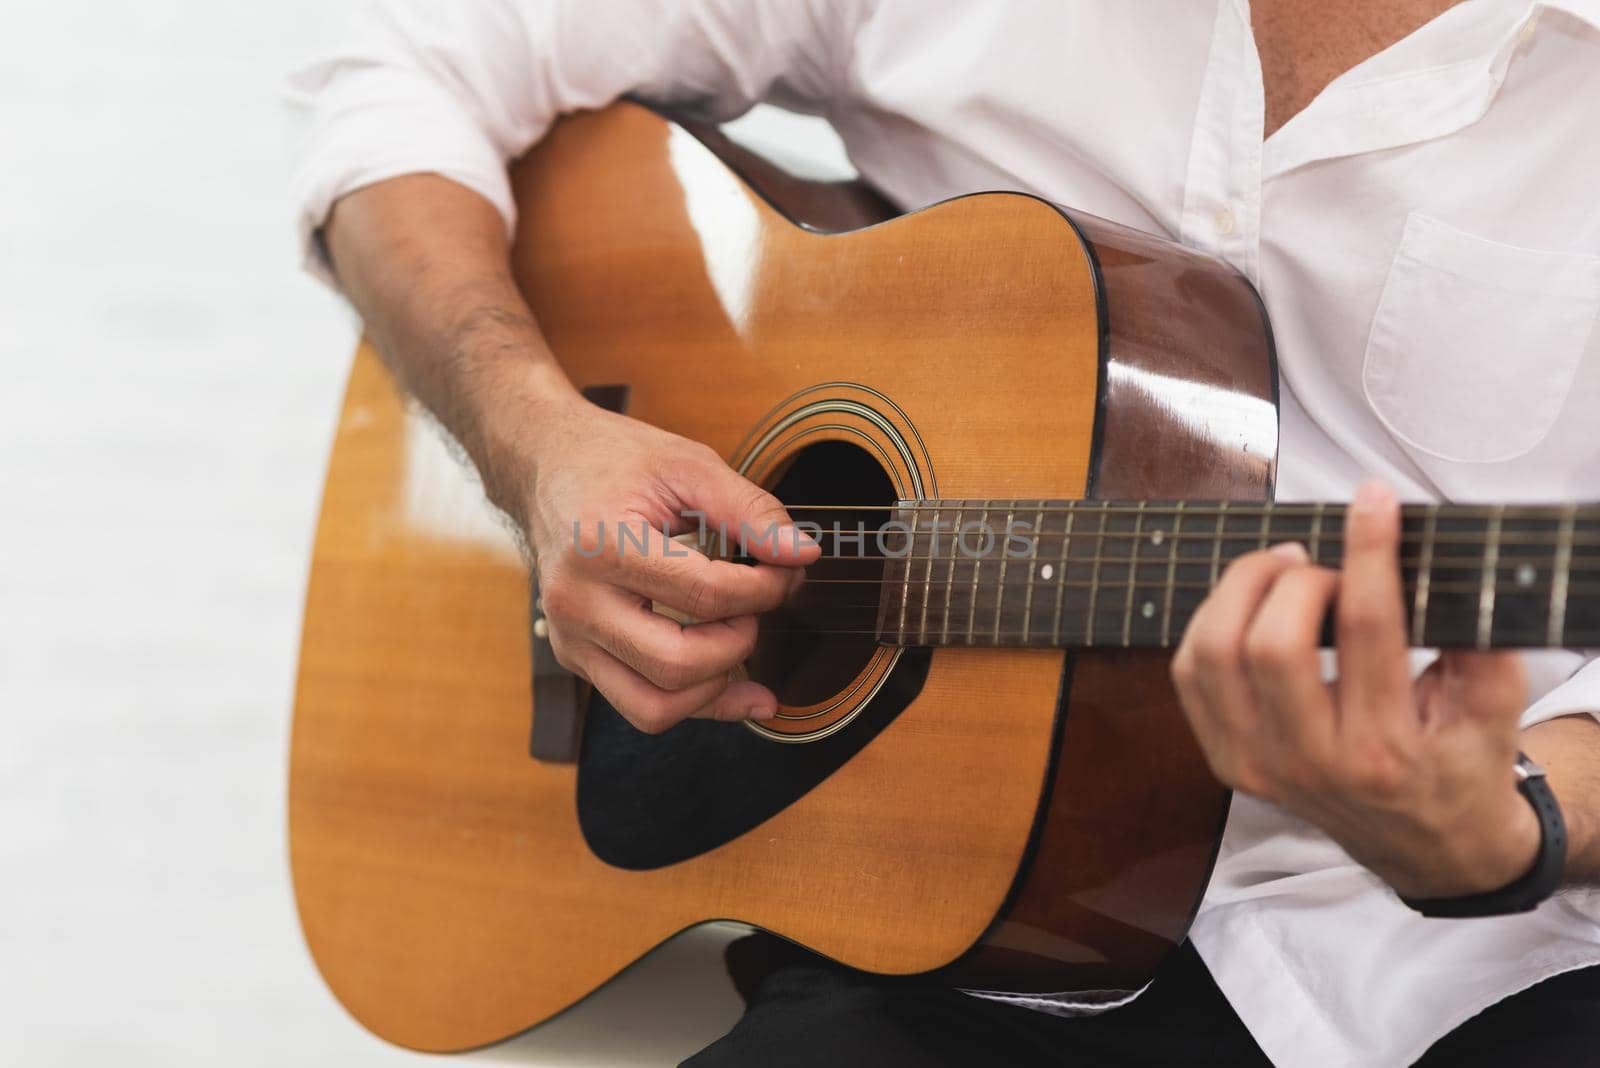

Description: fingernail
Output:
[1269,541,1308,562]
[776,524,819,550]
[1352,480,1394,513]
[748,706,776,721]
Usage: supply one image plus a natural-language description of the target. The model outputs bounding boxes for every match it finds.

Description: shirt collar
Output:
[1262,1,1600,179]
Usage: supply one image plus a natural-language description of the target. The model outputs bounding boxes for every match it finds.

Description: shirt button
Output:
[1213,206,1236,236]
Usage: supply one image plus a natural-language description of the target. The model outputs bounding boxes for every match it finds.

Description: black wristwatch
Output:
[1399,753,1567,919]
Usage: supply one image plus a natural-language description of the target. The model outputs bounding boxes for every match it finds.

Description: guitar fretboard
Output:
[868,499,1600,650]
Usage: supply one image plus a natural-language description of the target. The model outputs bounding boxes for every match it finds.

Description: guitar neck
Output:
[871,500,1600,650]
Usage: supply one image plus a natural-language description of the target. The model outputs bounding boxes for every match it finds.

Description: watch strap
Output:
[1400,753,1567,919]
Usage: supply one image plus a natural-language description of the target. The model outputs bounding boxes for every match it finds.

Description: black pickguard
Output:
[575,649,931,870]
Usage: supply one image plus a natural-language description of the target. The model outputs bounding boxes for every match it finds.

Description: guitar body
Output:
[290,103,1277,1051]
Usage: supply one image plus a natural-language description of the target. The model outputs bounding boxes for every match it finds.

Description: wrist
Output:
[461,336,581,526]
[1396,755,1567,918]
[1451,783,1543,896]
[1386,781,1541,900]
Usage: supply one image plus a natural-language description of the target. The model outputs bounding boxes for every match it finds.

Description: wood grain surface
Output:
[291,104,1101,1052]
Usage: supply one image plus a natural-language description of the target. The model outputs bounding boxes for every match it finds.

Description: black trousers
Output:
[684,937,1600,1067]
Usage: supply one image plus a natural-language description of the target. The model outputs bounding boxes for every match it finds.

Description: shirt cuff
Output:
[285,63,521,289]
[1521,653,1600,729]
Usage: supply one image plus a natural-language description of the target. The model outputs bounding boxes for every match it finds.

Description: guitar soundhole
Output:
[575,435,933,871]
[749,440,896,708]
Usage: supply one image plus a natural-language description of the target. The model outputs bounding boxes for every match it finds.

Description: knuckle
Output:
[613,629,666,681]
[539,577,582,622]
[627,698,677,735]
[1244,628,1300,673]
[685,576,725,620]
[1336,747,1406,801]
[1170,653,1199,699]
[652,657,693,692]
[688,440,723,467]
[1337,601,1386,638]
[562,514,611,570]
[1192,633,1239,673]
[1221,550,1274,581]
[547,632,580,673]
[1278,758,1328,798]
[742,483,783,519]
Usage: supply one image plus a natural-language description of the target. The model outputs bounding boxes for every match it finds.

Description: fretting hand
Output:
[1170,481,1540,899]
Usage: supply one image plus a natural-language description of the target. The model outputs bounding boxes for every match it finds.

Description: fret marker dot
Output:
[1516,563,1537,588]
[1150,530,1165,547]
[1040,564,1054,581]
[1141,601,1156,619]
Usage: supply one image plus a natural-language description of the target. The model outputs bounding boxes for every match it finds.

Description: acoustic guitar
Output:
[290,102,1598,1052]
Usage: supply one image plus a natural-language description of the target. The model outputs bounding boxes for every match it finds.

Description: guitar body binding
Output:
[288,102,1277,1051]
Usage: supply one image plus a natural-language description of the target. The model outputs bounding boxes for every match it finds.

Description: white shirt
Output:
[285,2,1600,1064]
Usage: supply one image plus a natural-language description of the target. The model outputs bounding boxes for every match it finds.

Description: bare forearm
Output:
[1522,713,1600,885]
[322,174,578,516]
[319,175,813,733]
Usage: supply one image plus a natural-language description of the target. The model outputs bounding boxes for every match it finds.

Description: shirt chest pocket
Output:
[1362,212,1600,470]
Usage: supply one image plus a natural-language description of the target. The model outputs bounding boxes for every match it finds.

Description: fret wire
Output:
[1084,501,1110,648]
[798,576,1600,612]
[1022,503,1045,645]
[807,550,1600,569]
[1122,502,1146,648]
[942,506,963,644]
[1052,505,1074,646]
[814,576,1600,593]
[1210,502,1228,587]
[756,623,1600,643]
[786,501,1600,522]
[1412,504,1437,646]
[786,507,1600,544]
[966,502,991,646]
[1551,504,1576,647]
[895,509,915,644]
[1257,507,1271,551]
[800,528,1600,550]
[1477,506,1504,650]
[916,506,940,646]
[994,504,1016,645]
[1161,502,1184,647]
[1309,502,1326,564]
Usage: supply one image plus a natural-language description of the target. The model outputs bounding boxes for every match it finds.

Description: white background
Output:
[0,1,848,1064]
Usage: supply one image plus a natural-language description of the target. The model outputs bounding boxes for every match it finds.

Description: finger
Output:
[689,678,787,722]
[581,588,758,691]
[670,456,821,567]
[616,538,801,621]
[1244,563,1340,766]
[1172,544,1304,791]
[1336,481,1414,731]
[1187,546,1304,725]
[580,644,774,734]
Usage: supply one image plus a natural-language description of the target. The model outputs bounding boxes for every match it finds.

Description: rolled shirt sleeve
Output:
[1522,650,1600,729]
[284,0,866,284]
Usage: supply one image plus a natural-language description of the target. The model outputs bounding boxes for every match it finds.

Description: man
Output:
[285,2,1600,1064]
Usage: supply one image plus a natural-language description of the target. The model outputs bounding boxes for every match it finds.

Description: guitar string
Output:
[787,556,1600,572]
[744,630,1600,641]
[773,531,1600,549]
[777,502,1600,518]
[738,617,1600,640]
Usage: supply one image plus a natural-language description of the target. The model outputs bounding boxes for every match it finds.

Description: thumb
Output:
[670,457,820,566]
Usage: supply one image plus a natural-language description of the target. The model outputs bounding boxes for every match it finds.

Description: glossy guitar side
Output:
[289,102,1275,1051]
